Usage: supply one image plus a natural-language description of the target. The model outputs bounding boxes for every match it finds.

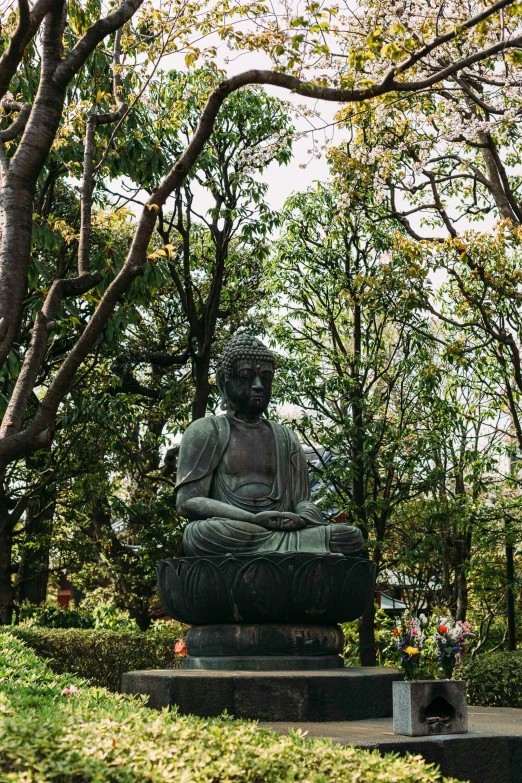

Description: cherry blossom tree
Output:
[330,1,522,453]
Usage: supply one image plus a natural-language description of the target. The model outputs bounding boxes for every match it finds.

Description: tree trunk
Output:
[506,537,517,651]
[0,511,14,624]
[455,565,468,622]
[192,352,211,421]
[359,598,377,666]
[130,604,152,631]
[350,301,377,666]
[16,485,57,605]
[350,302,367,533]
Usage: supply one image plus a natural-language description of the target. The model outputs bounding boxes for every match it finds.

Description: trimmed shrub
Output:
[461,650,522,708]
[0,633,462,783]
[6,625,186,690]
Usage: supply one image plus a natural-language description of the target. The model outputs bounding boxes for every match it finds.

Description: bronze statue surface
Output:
[175,334,364,557]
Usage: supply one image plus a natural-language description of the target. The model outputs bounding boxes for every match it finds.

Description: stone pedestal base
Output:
[121,667,403,721]
[184,623,344,670]
[182,655,343,670]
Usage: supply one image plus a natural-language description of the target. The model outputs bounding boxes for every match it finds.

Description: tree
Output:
[331,0,522,238]
[389,351,508,623]
[329,1,522,451]
[9,70,290,624]
[270,180,440,664]
[148,69,292,419]
[1,0,520,462]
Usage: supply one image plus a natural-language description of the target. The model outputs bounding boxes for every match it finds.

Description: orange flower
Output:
[392,629,398,636]
[174,639,187,655]
[438,625,448,634]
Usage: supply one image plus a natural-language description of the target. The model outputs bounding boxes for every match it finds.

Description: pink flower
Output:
[174,639,187,655]
[61,685,79,696]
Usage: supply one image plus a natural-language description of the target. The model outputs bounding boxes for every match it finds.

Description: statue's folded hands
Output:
[177,492,257,524]
[255,511,307,531]
[177,494,305,529]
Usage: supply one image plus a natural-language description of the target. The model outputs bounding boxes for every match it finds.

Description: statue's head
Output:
[216,334,275,417]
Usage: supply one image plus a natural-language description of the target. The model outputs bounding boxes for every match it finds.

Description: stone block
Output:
[393,679,468,737]
[370,669,402,717]
[377,739,444,772]
[170,674,234,717]
[442,736,510,783]
[308,674,372,722]
[121,670,172,710]
[508,736,522,783]
[233,675,309,721]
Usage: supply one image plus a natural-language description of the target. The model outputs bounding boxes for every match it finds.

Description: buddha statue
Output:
[175,334,364,557]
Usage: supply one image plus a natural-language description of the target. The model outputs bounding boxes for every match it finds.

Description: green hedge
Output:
[6,625,185,690]
[461,650,522,708]
[0,633,462,783]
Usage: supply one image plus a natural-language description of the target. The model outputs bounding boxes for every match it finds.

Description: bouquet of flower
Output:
[392,613,427,681]
[433,618,474,679]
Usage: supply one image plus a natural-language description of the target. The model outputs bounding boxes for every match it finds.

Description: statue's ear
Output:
[216,369,229,411]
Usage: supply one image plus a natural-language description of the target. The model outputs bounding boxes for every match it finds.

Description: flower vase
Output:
[441,657,456,680]
[393,680,468,736]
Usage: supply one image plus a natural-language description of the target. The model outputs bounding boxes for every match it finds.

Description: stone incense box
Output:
[392,679,468,736]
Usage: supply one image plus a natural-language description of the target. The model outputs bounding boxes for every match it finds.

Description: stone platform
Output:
[263,707,522,783]
[121,666,402,721]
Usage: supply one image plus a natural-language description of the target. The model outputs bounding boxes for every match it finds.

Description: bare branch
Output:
[77,116,98,275]
[78,29,128,274]
[53,0,144,89]
[0,100,32,143]
[451,72,507,116]
[427,172,457,237]
[0,271,102,441]
[0,0,55,102]
[393,35,522,93]
[388,180,444,241]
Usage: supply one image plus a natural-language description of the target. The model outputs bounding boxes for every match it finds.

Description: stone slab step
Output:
[121,667,402,721]
[263,707,522,783]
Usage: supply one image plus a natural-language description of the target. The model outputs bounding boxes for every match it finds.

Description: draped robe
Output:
[175,415,363,556]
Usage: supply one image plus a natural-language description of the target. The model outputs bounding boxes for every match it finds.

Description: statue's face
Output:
[225,359,274,416]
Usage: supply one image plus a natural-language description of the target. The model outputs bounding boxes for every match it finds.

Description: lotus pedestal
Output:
[156,552,376,671]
